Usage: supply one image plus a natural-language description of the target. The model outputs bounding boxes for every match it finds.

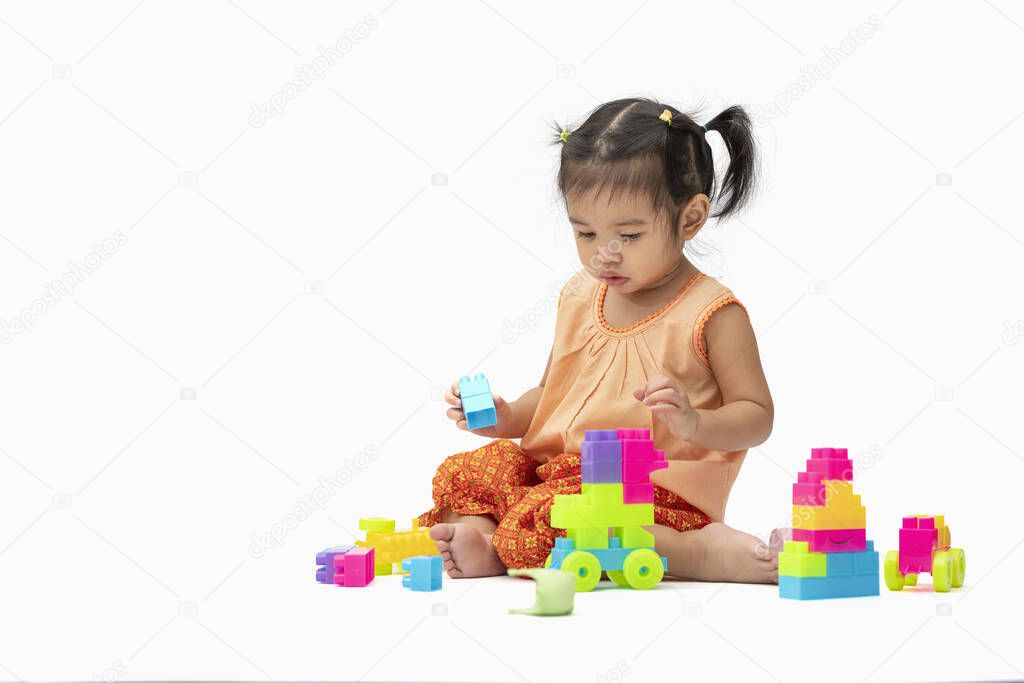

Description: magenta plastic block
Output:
[792,483,826,506]
[805,447,853,481]
[333,546,375,587]
[623,482,654,504]
[899,526,937,574]
[792,528,867,553]
[622,456,669,482]
[616,428,650,440]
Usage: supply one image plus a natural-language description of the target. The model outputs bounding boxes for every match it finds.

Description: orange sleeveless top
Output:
[519,269,750,522]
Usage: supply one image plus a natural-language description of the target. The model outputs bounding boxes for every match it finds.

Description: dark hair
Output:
[550,97,758,242]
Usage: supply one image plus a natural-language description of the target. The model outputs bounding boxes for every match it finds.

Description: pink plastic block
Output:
[805,447,853,481]
[623,456,669,482]
[898,526,937,574]
[617,429,650,440]
[333,546,375,587]
[792,482,826,506]
[798,471,824,484]
[792,528,867,553]
[620,439,655,462]
[918,517,935,529]
[623,482,654,504]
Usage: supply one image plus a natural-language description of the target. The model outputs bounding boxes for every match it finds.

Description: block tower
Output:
[779,447,880,599]
[547,428,669,592]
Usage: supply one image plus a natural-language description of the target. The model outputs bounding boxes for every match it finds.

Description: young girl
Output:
[418,97,782,584]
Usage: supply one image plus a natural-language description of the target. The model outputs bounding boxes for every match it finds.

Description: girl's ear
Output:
[678,194,711,241]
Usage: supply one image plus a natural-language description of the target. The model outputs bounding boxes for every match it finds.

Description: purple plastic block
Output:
[582,454,622,483]
[792,528,867,553]
[315,545,355,584]
[623,482,654,503]
[582,431,623,460]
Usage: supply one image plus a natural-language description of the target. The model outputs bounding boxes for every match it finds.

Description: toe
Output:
[429,523,455,543]
[435,540,451,553]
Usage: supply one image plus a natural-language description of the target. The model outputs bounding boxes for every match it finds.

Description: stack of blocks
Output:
[356,517,438,576]
[401,555,443,591]
[458,373,496,430]
[779,447,880,599]
[548,429,669,591]
[315,545,375,587]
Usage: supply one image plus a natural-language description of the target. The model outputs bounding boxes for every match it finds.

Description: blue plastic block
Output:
[582,453,622,483]
[459,373,496,430]
[853,548,880,576]
[315,545,355,584]
[547,537,668,574]
[826,551,854,576]
[401,555,442,591]
[779,573,880,600]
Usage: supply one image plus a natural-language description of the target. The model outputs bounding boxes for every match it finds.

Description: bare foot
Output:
[660,522,779,584]
[429,523,507,578]
[769,527,792,554]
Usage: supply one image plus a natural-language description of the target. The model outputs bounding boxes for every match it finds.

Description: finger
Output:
[456,419,467,431]
[445,388,462,407]
[447,407,465,421]
[642,388,681,407]
[492,394,508,410]
[642,375,673,395]
[451,380,461,398]
[632,388,646,401]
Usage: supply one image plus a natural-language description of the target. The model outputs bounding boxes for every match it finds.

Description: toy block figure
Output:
[779,446,879,600]
[545,428,667,592]
[332,547,375,587]
[357,517,438,575]
[459,373,496,430]
[885,515,965,592]
[315,545,355,583]
[401,555,442,592]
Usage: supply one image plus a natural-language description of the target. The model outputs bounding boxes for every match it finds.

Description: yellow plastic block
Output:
[357,518,439,572]
[823,481,857,505]
[792,503,866,531]
[778,540,826,577]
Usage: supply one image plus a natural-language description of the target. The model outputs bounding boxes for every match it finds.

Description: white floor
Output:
[3,551,1020,683]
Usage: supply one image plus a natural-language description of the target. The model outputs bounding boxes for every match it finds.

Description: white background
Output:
[1,1,1023,681]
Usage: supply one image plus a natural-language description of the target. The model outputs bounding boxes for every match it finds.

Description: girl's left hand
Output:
[633,375,700,440]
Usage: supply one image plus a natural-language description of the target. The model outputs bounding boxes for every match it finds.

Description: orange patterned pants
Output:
[417,438,712,569]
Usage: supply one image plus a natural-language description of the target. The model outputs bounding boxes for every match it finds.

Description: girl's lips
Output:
[602,275,628,286]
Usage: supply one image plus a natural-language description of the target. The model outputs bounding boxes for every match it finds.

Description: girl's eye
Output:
[576,231,596,239]
[621,233,641,242]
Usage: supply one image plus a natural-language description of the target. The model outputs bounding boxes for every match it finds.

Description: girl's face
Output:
[567,188,686,294]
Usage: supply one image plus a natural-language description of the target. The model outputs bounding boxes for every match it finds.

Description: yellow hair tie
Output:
[658,109,672,125]
[559,129,572,142]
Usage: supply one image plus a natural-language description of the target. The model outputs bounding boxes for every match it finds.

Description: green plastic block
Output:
[614,526,654,548]
[551,503,653,529]
[779,540,827,578]
[568,527,609,550]
[581,483,624,506]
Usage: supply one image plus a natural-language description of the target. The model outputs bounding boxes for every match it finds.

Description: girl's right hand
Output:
[445,378,512,438]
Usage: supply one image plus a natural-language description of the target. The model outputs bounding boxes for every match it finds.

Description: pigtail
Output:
[704,106,758,219]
